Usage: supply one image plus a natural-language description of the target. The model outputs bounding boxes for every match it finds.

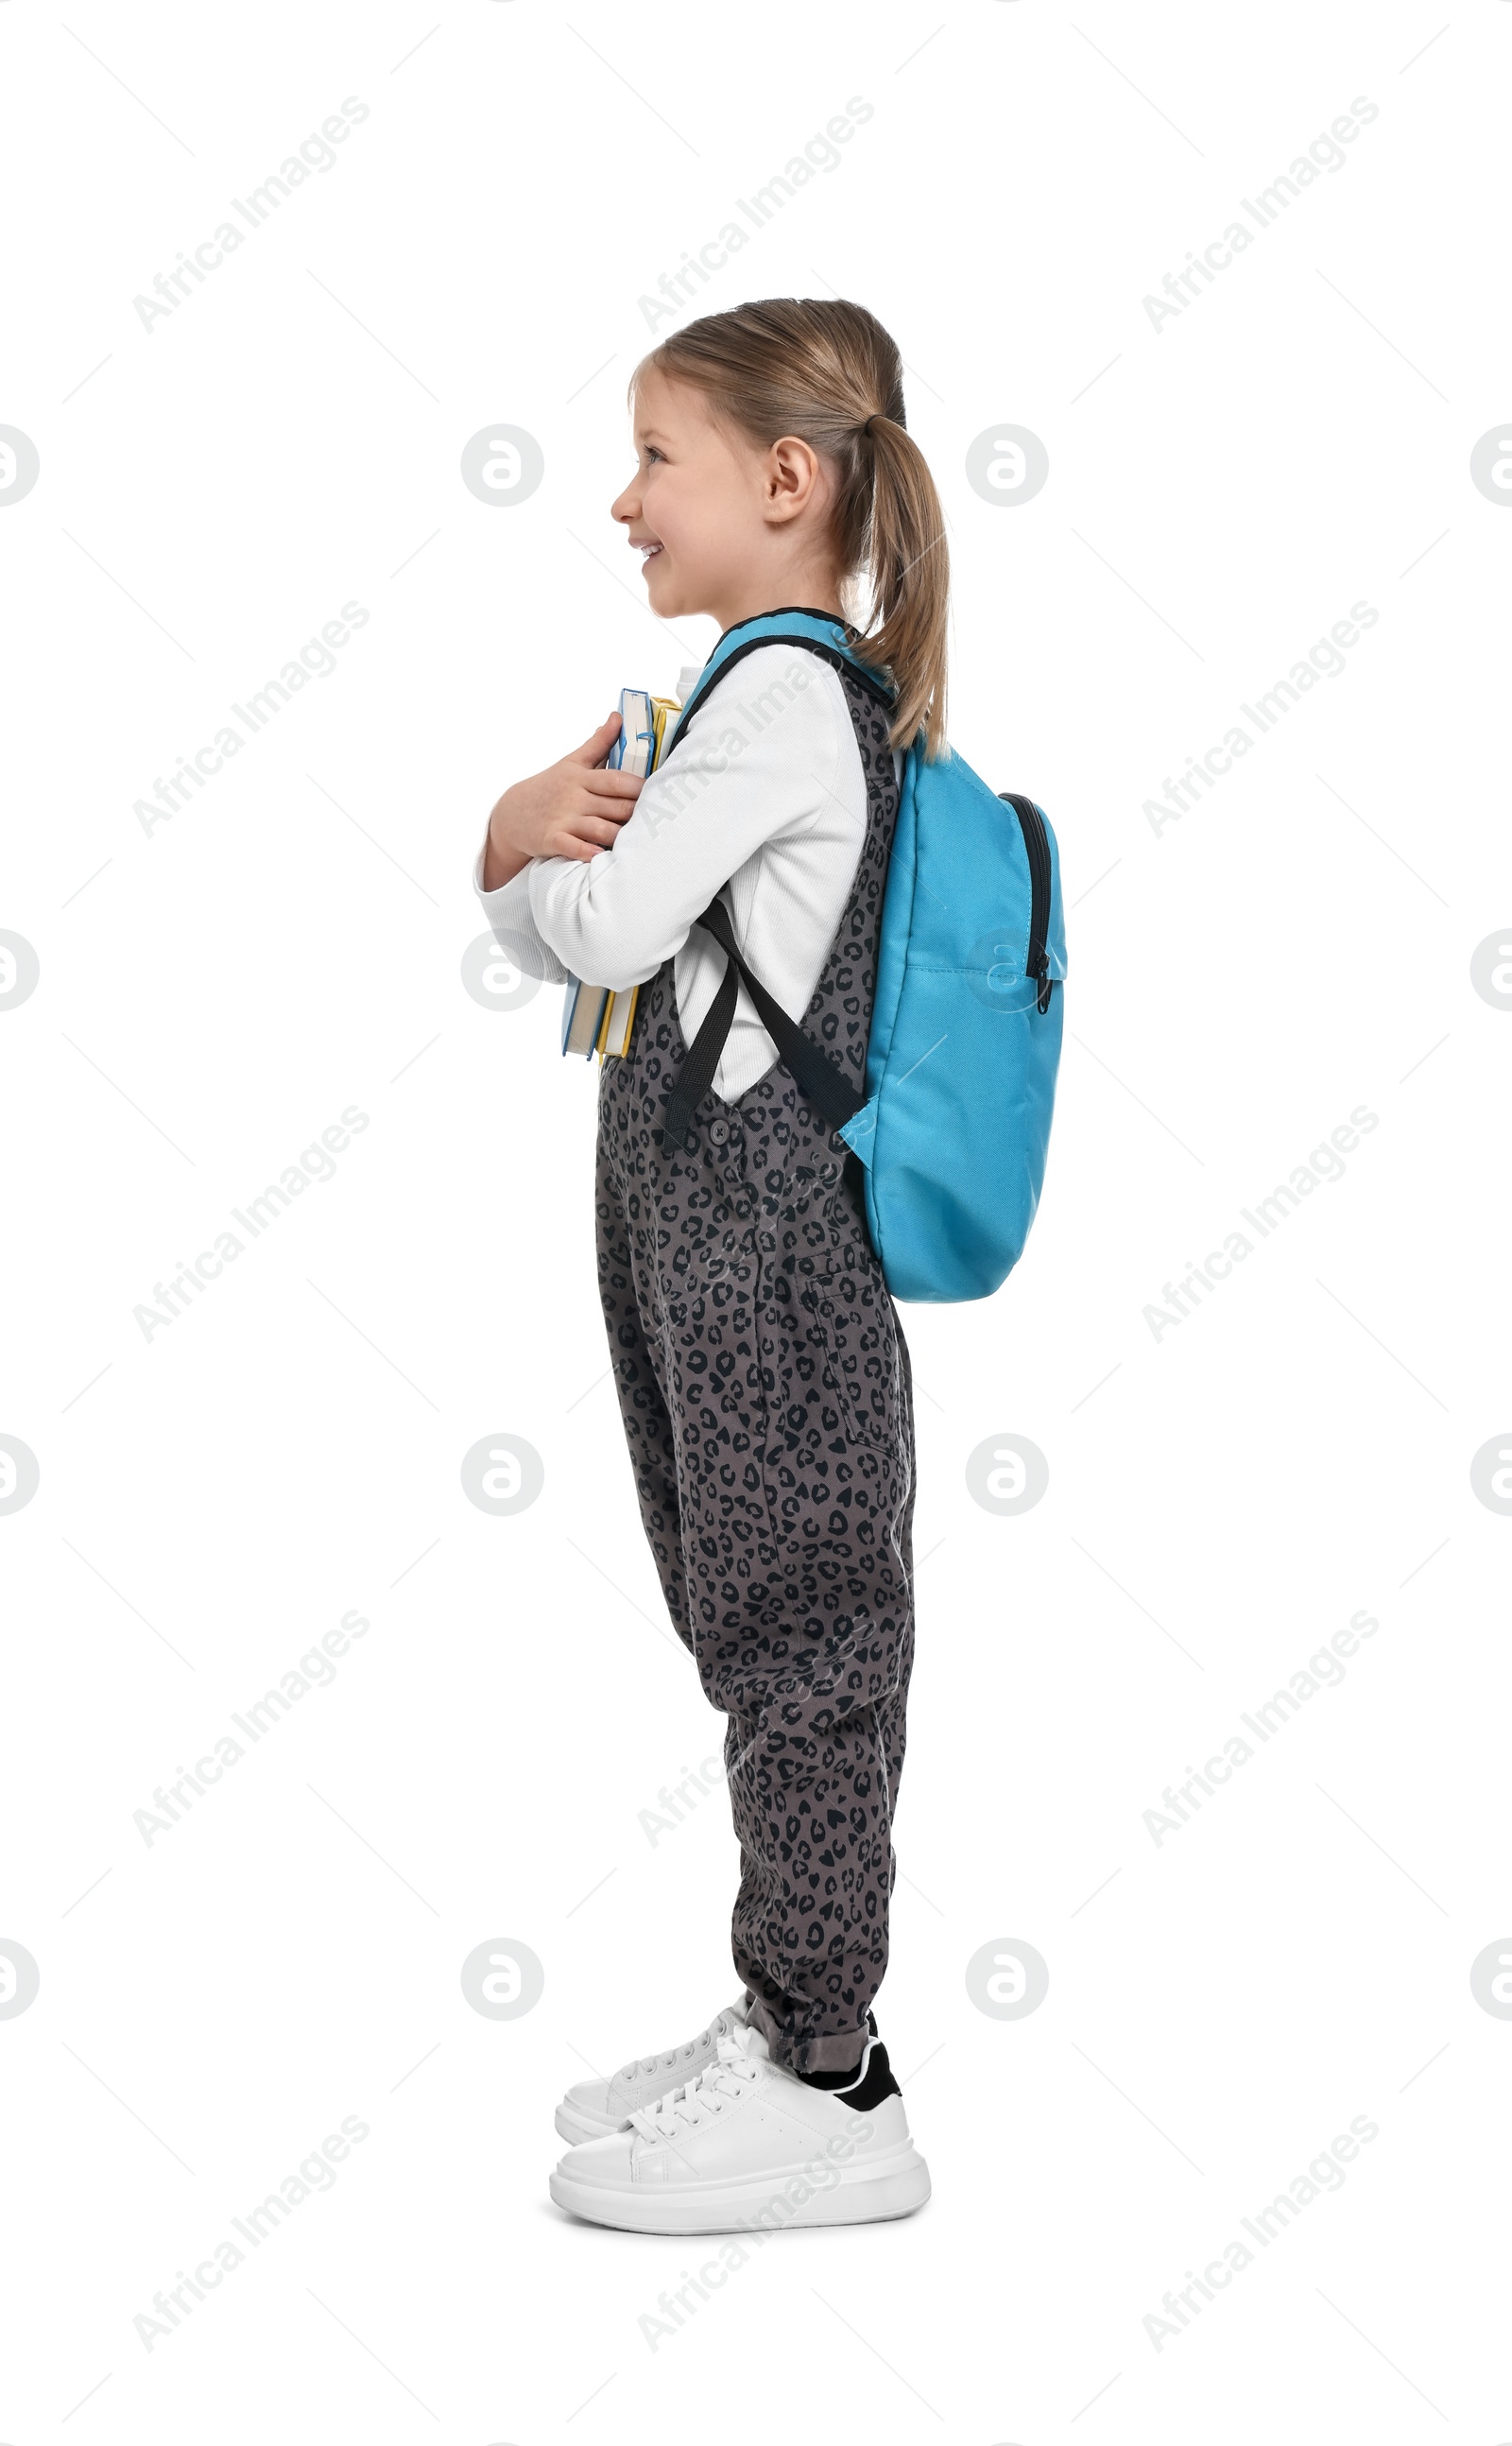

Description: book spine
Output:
[599,983,639,1063]
[570,683,677,1059]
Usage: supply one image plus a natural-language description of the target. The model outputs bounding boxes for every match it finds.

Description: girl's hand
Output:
[482,715,644,889]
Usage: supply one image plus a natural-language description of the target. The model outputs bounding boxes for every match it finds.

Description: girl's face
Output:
[611,368,842,632]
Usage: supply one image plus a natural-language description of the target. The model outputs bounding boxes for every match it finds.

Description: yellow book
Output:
[594,691,682,1063]
[650,696,680,763]
[601,984,639,1059]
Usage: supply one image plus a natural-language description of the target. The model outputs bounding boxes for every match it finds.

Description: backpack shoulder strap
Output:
[668,610,894,749]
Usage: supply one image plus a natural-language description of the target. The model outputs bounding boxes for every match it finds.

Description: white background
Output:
[3,1,1509,2437]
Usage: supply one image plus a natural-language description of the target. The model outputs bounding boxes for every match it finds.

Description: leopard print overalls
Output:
[594,664,917,2076]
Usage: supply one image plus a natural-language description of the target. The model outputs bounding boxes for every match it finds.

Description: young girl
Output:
[475,300,946,2233]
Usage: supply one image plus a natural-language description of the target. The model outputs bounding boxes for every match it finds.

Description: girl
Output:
[474,300,946,2233]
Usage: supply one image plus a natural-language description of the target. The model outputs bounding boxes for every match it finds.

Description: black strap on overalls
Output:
[654,629,895,1154]
[658,893,865,1153]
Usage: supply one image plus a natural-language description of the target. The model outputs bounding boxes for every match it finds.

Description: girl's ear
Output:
[763,434,826,525]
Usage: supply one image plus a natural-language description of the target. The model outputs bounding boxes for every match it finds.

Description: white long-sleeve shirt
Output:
[472,644,872,1104]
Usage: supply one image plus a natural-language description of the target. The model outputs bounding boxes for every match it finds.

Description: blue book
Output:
[560,976,610,1057]
[607,687,655,777]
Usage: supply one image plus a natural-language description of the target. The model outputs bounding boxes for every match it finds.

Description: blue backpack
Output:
[657,611,1066,1304]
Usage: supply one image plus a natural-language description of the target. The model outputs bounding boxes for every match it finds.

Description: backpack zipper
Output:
[1000,794,1055,1012]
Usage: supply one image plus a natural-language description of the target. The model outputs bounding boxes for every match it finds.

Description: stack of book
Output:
[560,680,688,1060]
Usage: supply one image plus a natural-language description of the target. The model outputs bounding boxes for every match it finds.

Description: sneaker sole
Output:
[548,2141,931,2236]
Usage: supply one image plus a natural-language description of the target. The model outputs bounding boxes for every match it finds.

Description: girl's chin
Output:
[645,569,694,620]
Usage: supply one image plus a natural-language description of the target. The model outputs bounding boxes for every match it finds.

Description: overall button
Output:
[708,1119,729,1145]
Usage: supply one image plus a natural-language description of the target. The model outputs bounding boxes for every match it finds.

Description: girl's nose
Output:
[610,480,638,525]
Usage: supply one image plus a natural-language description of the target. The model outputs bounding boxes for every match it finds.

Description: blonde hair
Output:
[636,298,950,757]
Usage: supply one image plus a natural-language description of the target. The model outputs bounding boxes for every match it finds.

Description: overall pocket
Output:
[799,1169,902,1454]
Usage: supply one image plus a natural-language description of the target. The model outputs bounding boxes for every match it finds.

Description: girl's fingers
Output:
[583,767,644,802]
[550,817,622,856]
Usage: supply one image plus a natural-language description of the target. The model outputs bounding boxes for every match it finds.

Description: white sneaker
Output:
[555,1998,749,2145]
[549,2022,931,2234]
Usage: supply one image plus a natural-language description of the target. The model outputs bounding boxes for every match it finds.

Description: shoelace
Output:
[637,2030,762,2139]
[620,2007,734,2084]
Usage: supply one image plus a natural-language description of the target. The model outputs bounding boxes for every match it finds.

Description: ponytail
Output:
[856,410,949,757]
[638,299,951,757]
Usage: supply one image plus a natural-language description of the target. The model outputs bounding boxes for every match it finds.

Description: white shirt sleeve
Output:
[486,646,850,992]
[470,848,570,984]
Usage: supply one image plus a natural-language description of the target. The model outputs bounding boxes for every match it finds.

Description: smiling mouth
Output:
[633,540,663,564]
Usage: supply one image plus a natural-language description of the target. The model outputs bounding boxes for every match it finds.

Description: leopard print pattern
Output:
[594,665,917,2076]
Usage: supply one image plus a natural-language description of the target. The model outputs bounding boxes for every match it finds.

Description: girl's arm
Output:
[472,854,569,984]
[523,647,853,992]
[480,715,642,891]
[473,713,643,982]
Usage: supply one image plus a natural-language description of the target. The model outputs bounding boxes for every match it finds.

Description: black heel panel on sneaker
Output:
[834,2040,902,2112]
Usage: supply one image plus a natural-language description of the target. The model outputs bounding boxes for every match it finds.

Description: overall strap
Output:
[655,623,897,1152]
[658,894,865,1152]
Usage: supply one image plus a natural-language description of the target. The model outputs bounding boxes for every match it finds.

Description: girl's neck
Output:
[709,575,845,633]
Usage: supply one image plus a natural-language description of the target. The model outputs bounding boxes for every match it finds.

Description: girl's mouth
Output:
[634,541,663,565]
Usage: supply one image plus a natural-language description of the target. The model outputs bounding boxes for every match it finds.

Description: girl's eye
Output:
[644,446,665,465]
